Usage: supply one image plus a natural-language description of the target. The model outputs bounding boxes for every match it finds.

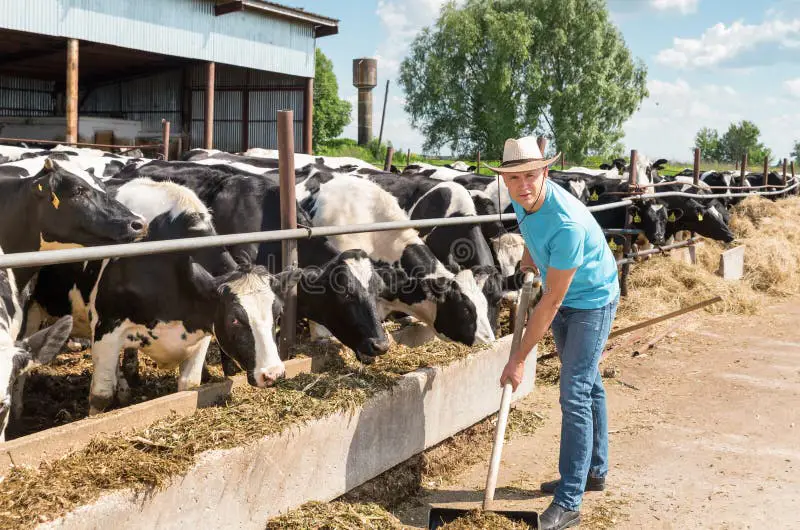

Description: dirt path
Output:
[395,297,800,528]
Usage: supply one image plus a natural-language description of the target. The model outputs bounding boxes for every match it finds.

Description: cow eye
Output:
[73,187,87,197]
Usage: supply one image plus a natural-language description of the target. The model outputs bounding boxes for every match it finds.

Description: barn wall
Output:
[0,0,316,78]
[189,64,305,152]
[0,75,54,117]
[81,71,183,136]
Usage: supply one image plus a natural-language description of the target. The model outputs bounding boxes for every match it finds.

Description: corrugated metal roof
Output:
[0,0,328,78]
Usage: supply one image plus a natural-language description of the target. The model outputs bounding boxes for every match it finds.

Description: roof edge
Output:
[214,1,339,38]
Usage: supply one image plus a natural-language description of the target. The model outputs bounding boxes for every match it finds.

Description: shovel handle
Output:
[483,272,538,509]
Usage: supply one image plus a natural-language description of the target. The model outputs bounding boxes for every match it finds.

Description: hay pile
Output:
[0,331,488,529]
[615,196,800,327]
[265,501,403,530]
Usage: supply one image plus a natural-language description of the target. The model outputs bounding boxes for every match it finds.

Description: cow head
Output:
[667,198,735,243]
[0,315,72,441]
[630,201,668,246]
[190,263,300,387]
[426,269,496,346]
[297,250,391,364]
[34,159,147,249]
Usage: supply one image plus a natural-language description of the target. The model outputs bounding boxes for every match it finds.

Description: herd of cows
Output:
[0,142,795,440]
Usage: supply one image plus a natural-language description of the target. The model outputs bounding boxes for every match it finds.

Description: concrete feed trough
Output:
[38,335,536,530]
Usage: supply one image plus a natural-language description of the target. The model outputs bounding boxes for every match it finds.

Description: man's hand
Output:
[500,357,525,391]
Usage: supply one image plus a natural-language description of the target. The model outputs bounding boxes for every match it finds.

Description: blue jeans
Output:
[550,295,619,511]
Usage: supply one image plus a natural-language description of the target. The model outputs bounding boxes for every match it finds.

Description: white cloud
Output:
[650,0,699,14]
[785,78,800,97]
[656,18,800,69]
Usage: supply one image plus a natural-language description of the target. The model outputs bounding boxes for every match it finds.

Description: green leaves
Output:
[696,121,771,164]
[399,0,647,161]
[313,49,352,148]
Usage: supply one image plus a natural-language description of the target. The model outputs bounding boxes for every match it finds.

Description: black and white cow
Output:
[79,178,302,414]
[297,173,496,345]
[0,247,73,441]
[444,161,477,172]
[110,161,393,361]
[653,179,735,243]
[0,158,147,291]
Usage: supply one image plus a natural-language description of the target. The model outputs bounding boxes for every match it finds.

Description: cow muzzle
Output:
[251,365,286,388]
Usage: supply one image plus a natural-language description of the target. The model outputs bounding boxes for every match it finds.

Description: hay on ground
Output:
[265,501,403,530]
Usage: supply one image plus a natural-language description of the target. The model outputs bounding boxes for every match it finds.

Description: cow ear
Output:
[271,268,302,300]
[20,315,72,367]
[188,262,219,300]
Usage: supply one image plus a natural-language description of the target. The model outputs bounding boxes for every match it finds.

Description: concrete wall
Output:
[40,336,537,530]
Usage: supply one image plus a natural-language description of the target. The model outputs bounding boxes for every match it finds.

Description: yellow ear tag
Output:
[38,184,43,191]
[633,213,641,223]
[51,192,60,210]
[608,238,618,251]
[668,212,677,222]
[590,190,599,201]
[697,213,704,221]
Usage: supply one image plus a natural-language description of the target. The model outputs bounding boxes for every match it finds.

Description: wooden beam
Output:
[204,62,215,150]
[303,77,313,154]
[66,39,79,145]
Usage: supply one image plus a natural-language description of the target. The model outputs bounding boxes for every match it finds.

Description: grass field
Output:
[315,138,785,177]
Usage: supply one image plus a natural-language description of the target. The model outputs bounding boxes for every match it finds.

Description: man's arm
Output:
[499,266,576,390]
[512,266,575,363]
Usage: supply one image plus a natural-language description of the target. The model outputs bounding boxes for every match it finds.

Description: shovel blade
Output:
[427,506,540,529]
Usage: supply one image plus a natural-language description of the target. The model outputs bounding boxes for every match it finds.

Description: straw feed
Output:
[438,509,530,529]
[266,501,403,530]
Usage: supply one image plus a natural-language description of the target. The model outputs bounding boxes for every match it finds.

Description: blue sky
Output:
[295,0,800,162]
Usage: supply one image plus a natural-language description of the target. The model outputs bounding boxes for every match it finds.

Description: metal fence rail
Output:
[0,180,796,270]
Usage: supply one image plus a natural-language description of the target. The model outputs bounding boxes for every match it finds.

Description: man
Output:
[489,136,620,530]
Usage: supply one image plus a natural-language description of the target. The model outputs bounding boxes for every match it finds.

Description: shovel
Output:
[427,271,542,529]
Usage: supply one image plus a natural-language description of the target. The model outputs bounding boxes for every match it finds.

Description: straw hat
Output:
[487,136,560,174]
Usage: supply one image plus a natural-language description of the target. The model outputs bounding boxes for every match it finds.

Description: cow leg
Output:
[178,336,211,391]
[120,347,141,387]
[89,331,124,415]
[10,372,27,421]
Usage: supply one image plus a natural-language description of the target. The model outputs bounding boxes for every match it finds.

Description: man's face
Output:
[502,167,547,210]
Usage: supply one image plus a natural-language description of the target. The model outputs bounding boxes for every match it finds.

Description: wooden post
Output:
[277,110,298,360]
[740,153,747,185]
[693,147,700,186]
[204,62,215,150]
[560,152,564,170]
[783,158,788,187]
[384,146,395,171]
[303,77,314,155]
[406,148,411,168]
[377,80,389,148]
[763,156,769,189]
[161,119,170,160]
[630,149,638,187]
[476,151,481,174]
[66,39,79,145]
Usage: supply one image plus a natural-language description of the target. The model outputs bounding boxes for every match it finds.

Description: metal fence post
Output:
[620,149,638,297]
[277,110,298,360]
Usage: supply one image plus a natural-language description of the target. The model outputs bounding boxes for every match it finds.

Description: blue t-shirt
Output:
[511,179,619,309]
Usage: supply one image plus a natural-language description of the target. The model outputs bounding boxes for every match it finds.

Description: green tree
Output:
[791,140,800,164]
[718,120,768,164]
[313,48,352,148]
[694,127,721,162]
[399,0,648,161]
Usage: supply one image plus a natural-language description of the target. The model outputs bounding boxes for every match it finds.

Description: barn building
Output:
[0,0,338,156]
